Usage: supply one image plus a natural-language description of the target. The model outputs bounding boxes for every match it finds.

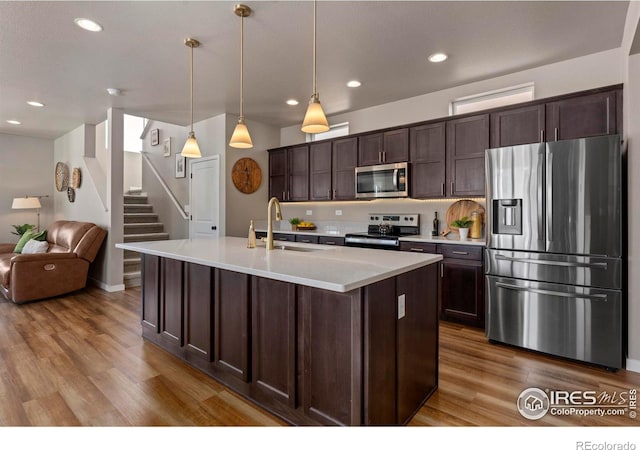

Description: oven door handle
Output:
[392,169,398,189]
[495,282,607,301]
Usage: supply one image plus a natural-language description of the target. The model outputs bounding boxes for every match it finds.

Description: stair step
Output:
[124,232,170,243]
[124,249,141,259]
[124,213,159,224]
[123,271,141,288]
[124,223,164,234]
[124,257,141,272]
[123,194,148,204]
[124,204,153,213]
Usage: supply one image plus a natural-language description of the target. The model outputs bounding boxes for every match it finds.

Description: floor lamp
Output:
[12,196,45,232]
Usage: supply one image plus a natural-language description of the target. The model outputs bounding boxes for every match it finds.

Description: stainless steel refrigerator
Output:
[485,134,623,369]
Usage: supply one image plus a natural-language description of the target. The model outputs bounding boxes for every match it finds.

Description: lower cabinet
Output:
[139,256,438,425]
[438,245,485,328]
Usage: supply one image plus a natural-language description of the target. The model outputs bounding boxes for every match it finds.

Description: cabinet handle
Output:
[554,127,558,141]
[606,97,610,134]
[452,250,469,255]
[324,241,336,245]
[409,247,425,252]
[441,183,445,196]
[450,182,454,196]
[383,151,386,163]
[300,239,311,243]
[378,151,382,163]
[440,263,444,278]
[540,129,544,143]
[282,191,286,200]
[333,189,336,199]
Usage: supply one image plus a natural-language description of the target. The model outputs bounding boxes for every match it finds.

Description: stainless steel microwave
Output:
[355,162,409,199]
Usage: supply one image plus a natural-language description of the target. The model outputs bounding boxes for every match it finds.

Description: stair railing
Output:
[140,152,188,220]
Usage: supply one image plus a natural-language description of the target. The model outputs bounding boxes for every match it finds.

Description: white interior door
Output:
[189,156,220,239]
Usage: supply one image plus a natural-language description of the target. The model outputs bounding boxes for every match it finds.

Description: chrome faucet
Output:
[266,196,283,250]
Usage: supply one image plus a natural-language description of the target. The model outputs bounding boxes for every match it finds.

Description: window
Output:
[123,114,146,153]
[450,83,535,116]
[306,122,349,142]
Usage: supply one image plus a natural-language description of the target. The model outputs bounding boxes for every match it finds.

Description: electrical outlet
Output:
[184,204,190,213]
[335,209,342,216]
[306,210,313,216]
[398,294,406,319]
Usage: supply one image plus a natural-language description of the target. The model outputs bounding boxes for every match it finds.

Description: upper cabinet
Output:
[358,128,408,166]
[309,141,333,201]
[309,137,358,201]
[545,90,619,141]
[446,114,489,197]
[409,122,446,198]
[268,145,309,202]
[490,104,545,148]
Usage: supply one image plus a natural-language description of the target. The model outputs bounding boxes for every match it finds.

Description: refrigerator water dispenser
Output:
[492,199,522,235]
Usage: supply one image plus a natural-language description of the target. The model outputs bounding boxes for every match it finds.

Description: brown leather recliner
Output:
[0,220,107,303]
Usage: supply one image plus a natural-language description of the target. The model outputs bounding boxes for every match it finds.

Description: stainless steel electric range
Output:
[344,214,420,250]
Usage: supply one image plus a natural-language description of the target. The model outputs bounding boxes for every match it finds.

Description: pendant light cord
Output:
[240,13,244,119]
[313,0,317,96]
[190,43,194,133]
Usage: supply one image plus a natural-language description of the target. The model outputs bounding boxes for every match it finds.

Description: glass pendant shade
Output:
[301,94,329,133]
[230,118,253,148]
[181,131,201,158]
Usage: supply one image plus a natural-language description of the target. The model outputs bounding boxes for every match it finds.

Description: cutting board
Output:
[443,200,485,236]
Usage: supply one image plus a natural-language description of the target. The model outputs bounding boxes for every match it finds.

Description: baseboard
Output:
[626,358,640,373]
[88,278,125,293]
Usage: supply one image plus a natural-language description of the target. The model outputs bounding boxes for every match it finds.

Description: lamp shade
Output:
[301,94,329,134]
[12,197,41,209]
[181,131,202,158]
[229,118,253,149]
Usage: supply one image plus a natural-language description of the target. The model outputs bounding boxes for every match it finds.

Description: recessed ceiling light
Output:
[286,99,299,106]
[6,120,21,125]
[27,101,45,107]
[347,80,362,88]
[74,18,103,32]
[107,88,123,96]
[428,53,448,63]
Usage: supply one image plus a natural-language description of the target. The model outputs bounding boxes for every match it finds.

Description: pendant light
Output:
[229,4,254,148]
[301,0,329,134]
[181,38,202,158]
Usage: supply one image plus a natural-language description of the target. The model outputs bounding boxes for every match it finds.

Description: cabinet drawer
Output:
[399,242,436,253]
[318,236,345,246]
[273,233,295,242]
[438,244,483,261]
[295,235,320,244]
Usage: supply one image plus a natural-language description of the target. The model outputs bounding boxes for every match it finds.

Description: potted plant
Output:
[451,216,473,240]
[11,224,35,237]
[288,217,301,231]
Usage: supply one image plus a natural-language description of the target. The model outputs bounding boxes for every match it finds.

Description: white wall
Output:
[0,133,54,243]
[54,124,111,287]
[281,48,625,146]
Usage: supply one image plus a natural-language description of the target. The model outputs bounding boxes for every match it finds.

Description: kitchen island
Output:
[116,237,442,426]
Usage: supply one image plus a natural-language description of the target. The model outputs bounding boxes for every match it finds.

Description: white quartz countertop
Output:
[117,237,442,293]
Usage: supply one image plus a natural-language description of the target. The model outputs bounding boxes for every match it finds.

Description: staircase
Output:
[123,193,169,288]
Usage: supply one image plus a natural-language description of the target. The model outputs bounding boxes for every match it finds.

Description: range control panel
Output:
[368,213,419,226]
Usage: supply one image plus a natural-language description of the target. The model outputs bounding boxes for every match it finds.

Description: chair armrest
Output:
[11,252,78,264]
[0,243,17,254]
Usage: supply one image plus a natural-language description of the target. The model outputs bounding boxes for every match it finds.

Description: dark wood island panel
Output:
[139,254,439,426]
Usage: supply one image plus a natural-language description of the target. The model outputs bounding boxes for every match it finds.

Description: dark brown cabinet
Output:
[358,128,409,166]
[273,233,295,243]
[141,254,160,334]
[214,269,250,381]
[268,145,309,202]
[184,263,214,363]
[251,277,297,407]
[409,122,446,198]
[318,236,345,246]
[295,234,319,244]
[438,244,485,328]
[332,137,358,200]
[399,241,437,254]
[160,258,184,349]
[546,90,619,141]
[446,114,489,197]
[307,137,358,201]
[490,104,545,148]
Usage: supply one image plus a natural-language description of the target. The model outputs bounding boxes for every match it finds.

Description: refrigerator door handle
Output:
[537,152,544,240]
[495,282,608,301]
[546,151,554,243]
[494,254,608,269]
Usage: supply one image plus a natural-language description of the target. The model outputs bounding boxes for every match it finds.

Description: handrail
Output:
[140,152,188,220]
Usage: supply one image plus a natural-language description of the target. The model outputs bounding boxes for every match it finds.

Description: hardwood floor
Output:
[1,286,638,426]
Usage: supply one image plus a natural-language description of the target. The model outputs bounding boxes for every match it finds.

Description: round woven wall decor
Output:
[55,162,69,192]
[72,167,82,188]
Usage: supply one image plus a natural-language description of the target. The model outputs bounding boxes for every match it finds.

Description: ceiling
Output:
[0,1,630,140]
